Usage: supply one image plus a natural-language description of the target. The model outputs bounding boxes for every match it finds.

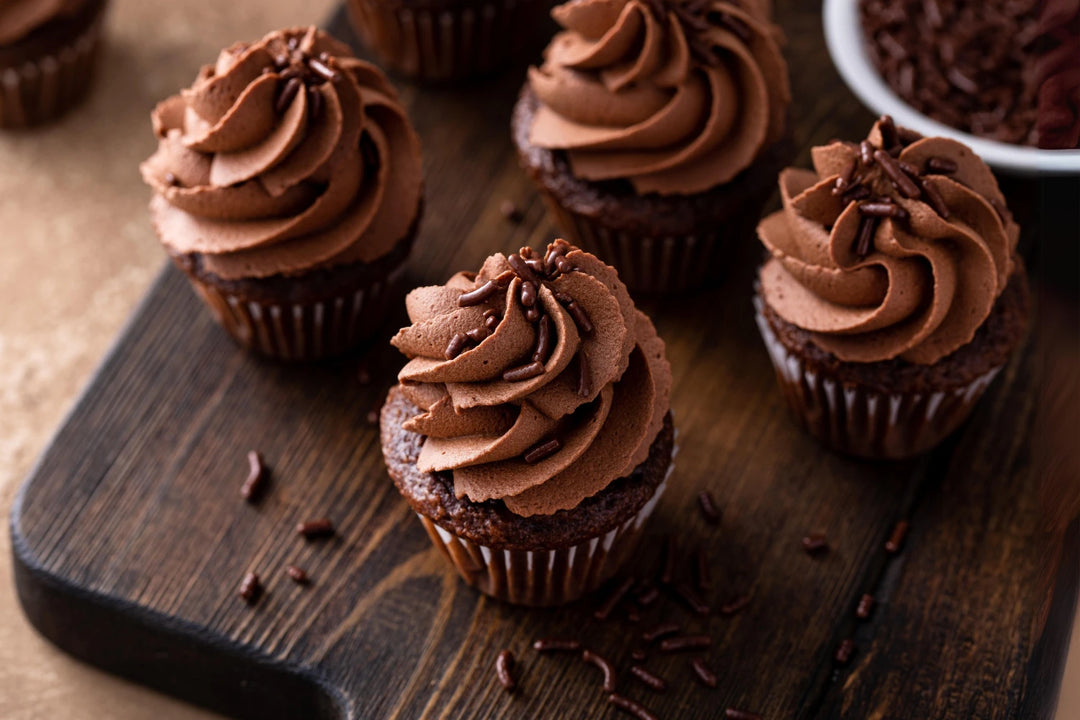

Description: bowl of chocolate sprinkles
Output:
[824,0,1080,175]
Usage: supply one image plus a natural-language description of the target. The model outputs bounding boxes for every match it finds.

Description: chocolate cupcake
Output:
[140,28,423,361]
[381,240,674,605]
[754,116,1030,459]
[0,0,108,129]
[346,0,553,82]
[512,0,790,293]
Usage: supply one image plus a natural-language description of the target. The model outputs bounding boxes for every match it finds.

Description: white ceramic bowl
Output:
[823,0,1080,176]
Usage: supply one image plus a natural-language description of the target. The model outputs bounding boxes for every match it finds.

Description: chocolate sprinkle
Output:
[507,252,541,287]
[564,300,594,335]
[495,650,516,692]
[524,306,541,323]
[878,114,898,148]
[286,565,309,584]
[859,140,876,166]
[720,594,752,616]
[697,490,721,524]
[926,156,958,174]
[466,326,490,343]
[523,438,561,464]
[897,159,921,177]
[642,623,680,643]
[858,201,909,220]
[458,280,501,307]
[500,200,523,223]
[484,314,501,331]
[532,639,581,652]
[520,280,537,308]
[659,634,712,653]
[582,649,617,692]
[576,351,591,397]
[854,215,878,259]
[874,149,921,198]
[307,86,322,121]
[885,520,910,553]
[725,709,763,720]
[919,176,950,218]
[802,533,829,555]
[444,332,471,360]
[636,583,660,607]
[297,518,334,539]
[503,360,545,382]
[608,693,658,720]
[164,172,180,187]
[631,649,648,662]
[630,665,667,692]
[595,576,636,621]
[307,56,338,82]
[691,658,719,688]
[856,593,875,619]
[533,315,553,364]
[275,77,302,113]
[674,583,710,616]
[835,638,856,665]
[240,450,267,501]
[239,572,261,604]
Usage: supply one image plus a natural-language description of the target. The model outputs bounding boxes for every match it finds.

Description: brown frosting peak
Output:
[527,0,789,195]
[139,27,422,280]
[758,116,1020,365]
[390,240,672,517]
[0,0,87,45]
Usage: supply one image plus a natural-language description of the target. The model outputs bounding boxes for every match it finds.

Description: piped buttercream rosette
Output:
[390,241,672,517]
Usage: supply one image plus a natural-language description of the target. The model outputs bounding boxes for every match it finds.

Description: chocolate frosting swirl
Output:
[758,117,1020,365]
[140,27,423,281]
[390,241,672,517]
[527,0,789,195]
[0,0,87,45]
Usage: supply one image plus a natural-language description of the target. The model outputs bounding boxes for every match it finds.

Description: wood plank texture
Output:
[10,3,1077,719]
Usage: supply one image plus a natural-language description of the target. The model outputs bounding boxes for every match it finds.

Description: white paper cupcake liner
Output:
[754,297,1001,458]
[189,262,407,362]
[419,458,675,606]
[0,8,105,129]
[346,0,550,82]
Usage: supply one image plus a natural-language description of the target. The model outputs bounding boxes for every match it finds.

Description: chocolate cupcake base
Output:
[0,0,107,129]
[173,231,416,362]
[381,387,676,605]
[512,87,786,294]
[346,0,551,82]
[753,269,1030,459]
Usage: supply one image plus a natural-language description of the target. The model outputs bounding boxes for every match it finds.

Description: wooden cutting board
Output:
[11,4,1078,719]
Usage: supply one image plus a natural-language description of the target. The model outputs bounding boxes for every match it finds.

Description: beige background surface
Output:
[0,2,334,718]
[0,1,1076,718]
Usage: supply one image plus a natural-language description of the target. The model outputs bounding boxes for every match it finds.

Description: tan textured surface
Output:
[0,1,333,717]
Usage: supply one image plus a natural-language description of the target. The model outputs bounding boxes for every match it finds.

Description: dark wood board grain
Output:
[10,3,1078,719]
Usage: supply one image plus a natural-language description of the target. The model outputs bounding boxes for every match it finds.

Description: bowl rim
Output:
[823,0,1080,176]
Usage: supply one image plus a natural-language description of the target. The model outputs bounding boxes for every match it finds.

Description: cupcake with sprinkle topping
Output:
[380,239,674,605]
[754,116,1030,458]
